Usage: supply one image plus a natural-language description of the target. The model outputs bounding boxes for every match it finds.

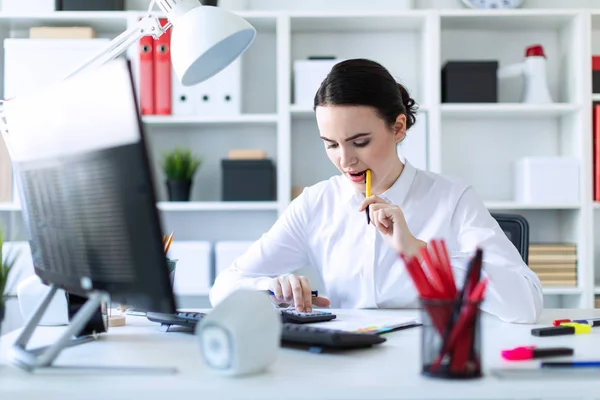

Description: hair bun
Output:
[397,83,417,130]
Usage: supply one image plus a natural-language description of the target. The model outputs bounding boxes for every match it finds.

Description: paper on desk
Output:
[309,313,418,332]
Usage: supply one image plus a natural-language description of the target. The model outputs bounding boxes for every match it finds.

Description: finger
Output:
[377,208,391,229]
[298,276,312,312]
[368,202,394,217]
[312,296,331,308]
[280,276,294,302]
[269,279,284,301]
[358,195,388,211]
[289,275,306,312]
[366,203,392,225]
[373,209,390,234]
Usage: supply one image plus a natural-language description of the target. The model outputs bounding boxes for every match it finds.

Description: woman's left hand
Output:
[359,196,426,257]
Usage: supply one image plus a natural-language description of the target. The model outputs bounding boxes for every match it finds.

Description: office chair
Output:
[491,213,529,265]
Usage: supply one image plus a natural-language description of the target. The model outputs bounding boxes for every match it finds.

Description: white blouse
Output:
[209,159,543,323]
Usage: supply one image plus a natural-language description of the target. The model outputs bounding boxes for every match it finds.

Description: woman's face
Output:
[315,105,405,194]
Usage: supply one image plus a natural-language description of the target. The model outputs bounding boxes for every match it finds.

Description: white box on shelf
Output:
[172,58,241,116]
[167,241,212,295]
[513,156,579,204]
[4,39,110,100]
[214,241,254,276]
[293,58,339,108]
[2,0,55,12]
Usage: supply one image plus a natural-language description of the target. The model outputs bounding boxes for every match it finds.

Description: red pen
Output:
[552,319,571,326]
[501,346,573,361]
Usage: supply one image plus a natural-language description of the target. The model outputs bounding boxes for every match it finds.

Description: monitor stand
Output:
[7,283,177,375]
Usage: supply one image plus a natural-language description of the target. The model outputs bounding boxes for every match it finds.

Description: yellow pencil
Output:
[365,169,371,225]
[164,231,174,255]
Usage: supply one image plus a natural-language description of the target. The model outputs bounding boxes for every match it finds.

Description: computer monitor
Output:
[1,59,177,372]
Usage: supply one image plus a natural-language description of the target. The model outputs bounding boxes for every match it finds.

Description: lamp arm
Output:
[66,15,170,79]
[0,13,171,137]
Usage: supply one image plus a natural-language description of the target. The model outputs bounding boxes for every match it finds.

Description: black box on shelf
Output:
[56,0,124,11]
[221,159,276,201]
[441,61,498,103]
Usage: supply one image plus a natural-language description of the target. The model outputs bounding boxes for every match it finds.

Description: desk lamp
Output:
[0,0,256,133]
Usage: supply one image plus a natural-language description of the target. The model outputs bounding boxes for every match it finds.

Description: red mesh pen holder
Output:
[420,297,482,380]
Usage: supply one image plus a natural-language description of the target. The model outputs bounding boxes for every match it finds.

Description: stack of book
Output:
[529,243,577,287]
[595,297,600,309]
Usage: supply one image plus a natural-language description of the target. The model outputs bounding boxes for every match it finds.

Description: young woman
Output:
[210,58,543,324]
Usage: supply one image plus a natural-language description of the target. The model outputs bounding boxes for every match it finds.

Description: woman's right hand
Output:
[268,274,330,312]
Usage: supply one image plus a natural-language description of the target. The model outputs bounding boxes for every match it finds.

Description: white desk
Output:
[2,308,600,400]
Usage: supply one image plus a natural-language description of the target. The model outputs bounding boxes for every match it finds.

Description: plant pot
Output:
[166,179,192,201]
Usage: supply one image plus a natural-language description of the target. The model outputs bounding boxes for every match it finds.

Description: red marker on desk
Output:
[501,346,574,361]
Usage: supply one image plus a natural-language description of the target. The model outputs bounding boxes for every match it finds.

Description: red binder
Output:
[154,18,172,115]
[594,104,600,201]
[138,33,154,115]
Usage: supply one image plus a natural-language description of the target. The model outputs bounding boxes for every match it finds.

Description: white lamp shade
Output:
[171,6,256,86]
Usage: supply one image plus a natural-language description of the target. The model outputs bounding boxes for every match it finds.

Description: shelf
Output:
[1,202,279,212]
[592,94,600,102]
[543,287,583,295]
[441,103,579,119]
[290,105,314,118]
[0,11,129,31]
[594,202,600,209]
[440,9,579,30]
[289,11,429,32]
[0,202,20,211]
[156,201,278,212]
[233,12,279,31]
[142,114,278,126]
[291,104,429,118]
[484,201,580,210]
[595,286,600,295]
[0,10,281,33]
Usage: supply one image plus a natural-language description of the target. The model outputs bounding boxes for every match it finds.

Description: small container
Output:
[441,61,498,103]
[420,298,482,380]
[56,0,124,11]
[293,57,339,107]
[513,156,579,204]
[221,159,276,201]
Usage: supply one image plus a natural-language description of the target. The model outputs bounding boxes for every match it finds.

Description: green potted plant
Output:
[161,147,203,201]
[0,228,17,334]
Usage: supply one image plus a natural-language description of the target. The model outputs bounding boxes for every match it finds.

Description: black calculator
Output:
[279,309,337,324]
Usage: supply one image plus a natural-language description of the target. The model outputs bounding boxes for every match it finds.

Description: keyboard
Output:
[146,311,386,350]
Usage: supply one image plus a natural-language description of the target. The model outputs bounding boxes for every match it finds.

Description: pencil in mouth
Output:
[365,169,371,197]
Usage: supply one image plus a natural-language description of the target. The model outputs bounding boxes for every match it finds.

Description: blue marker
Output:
[542,361,600,368]
[573,319,600,327]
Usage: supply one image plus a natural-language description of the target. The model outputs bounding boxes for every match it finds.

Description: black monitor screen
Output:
[3,59,176,314]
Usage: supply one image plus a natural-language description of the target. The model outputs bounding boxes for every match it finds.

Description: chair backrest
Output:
[491,213,529,265]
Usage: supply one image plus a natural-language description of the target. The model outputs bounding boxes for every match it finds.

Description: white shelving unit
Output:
[0,7,598,308]
[156,201,279,212]
[142,114,279,125]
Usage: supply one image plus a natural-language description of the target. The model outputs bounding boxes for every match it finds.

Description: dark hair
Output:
[313,58,417,131]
